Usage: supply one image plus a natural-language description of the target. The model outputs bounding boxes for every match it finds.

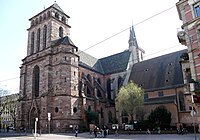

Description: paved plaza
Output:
[0,131,200,140]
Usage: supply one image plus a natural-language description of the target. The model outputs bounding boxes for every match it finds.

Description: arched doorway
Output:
[29,107,39,130]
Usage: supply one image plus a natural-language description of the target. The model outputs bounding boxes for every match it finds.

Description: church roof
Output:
[51,36,76,48]
[78,50,131,74]
[99,50,131,74]
[129,49,187,91]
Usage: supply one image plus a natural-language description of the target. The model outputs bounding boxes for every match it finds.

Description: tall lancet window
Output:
[36,28,40,52]
[59,26,63,38]
[30,32,35,54]
[43,25,47,49]
[32,65,40,98]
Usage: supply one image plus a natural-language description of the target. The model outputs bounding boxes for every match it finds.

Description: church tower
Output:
[128,26,145,63]
[17,3,81,132]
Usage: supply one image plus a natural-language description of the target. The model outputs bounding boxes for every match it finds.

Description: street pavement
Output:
[0,131,200,140]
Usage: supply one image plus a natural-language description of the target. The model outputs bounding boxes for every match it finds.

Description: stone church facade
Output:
[17,2,193,133]
[17,3,143,133]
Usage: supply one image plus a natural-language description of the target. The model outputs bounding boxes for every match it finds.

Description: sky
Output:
[0,0,187,93]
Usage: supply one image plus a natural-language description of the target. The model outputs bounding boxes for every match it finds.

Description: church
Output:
[17,3,192,133]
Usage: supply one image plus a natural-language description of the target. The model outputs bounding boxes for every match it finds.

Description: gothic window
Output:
[55,107,59,113]
[55,12,59,19]
[118,76,123,90]
[121,110,128,124]
[32,65,40,98]
[107,79,111,100]
[88,106,91,112]
[31,32,35,54]
[36,28,40,52]
[97,78,102,97]
[31,20,34,26]
[158,91,164,97]
[43,25,47,49]
[178,91,185,111]
[43,13,46,20]
[39,16,42,22]
[59,26,64,38]
[86,74,92,96]
[47,11,51,18]
[100,107,104,118]
[35,18,38,25]
[108,111,112,123]
[61,16,66,23]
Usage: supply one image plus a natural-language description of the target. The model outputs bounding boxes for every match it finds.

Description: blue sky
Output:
[0,0,186,93]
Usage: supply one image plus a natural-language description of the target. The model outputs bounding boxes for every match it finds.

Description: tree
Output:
[116,81,144,123]
[148,106,171,128]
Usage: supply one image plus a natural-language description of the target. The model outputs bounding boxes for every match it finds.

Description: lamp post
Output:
[48,113,51,135]
[35,117,38,139]
[190,81,197,140]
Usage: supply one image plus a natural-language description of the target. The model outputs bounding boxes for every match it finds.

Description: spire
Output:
[128,25,138,48]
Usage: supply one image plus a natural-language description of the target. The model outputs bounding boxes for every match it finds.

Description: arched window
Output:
[86,74,92,96]
[32,65,40,98]
[36,28,40,52]
[43,13,46,20]
[178,91,185,111]
[30,32,35,54]
[97,78,102,97]
[61,16,66,23]
[39,16,42,22]
[47,11,51,18]
[100,107,104,118]
[59,26,63,38]
[107,79,111,100]
[108,111,112,123]
[118,76,123,90]
[43,25,47,49]
[31,20,34,26]
[35,18,38,25]
[55,12,59,19]
[121,110,128,124]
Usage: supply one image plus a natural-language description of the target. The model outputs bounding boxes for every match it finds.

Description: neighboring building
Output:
[0,94,19,130]
[17,2,192,133]
[177,0,200,124]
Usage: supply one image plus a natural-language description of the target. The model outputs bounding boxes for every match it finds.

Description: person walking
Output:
[74,126,78,137]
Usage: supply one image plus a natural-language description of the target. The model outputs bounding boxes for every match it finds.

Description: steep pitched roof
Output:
[99,50,131,74]
[78,51,104,73]
[51,36,76,48]
[78,50,131,74]
[129,49,187,91]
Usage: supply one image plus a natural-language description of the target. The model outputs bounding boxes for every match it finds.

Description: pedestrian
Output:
[74,126,78,137]
[146,128,151,134]
[94,126,97,138]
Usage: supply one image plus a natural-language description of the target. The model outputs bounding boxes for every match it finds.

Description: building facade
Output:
[177,0,200,124]
[17,2,194,133]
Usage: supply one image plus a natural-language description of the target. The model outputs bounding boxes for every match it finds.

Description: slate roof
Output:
[78,50,131,74]
[51,36,76,48]
[129,49,187,91]
[99,50,131,74]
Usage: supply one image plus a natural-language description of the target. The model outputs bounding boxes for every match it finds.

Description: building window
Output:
[107,79,111,100]
[61,16,66,23]
[43,25,47,49]
[100,108,104,118]
[108,111,112,123]
[55,12,59,19]
[36,28,40,52]
[73,107,77,113]
[194,5,200,17]
[32,65,40,98]
[144,93,148,99]
[59,27,63,38]
[178,91,185,111]
[97,78,102,97]
[31,32,35,54]
[158,91,163,97]
[55,107,59,113]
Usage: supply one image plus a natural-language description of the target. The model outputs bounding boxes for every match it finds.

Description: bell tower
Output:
[27,3,71,56]
[18,3,81,133]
